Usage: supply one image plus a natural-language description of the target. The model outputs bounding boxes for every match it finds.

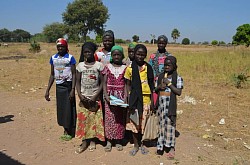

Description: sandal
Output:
[115,144,123,151]
[104,141,112,152]
[88,141,96,152]
[166,151,175,160]
[140,146,149,155]
[129,147,139,156]
[60,134,72,141]
[75,143,88,154]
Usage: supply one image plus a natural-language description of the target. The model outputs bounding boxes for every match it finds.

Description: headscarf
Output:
[103,30,115,47]
[110,45,124,63]
[56,38,68,51]
[79,42,98,62]
[157,35,168,44]
[128,42,137,49]
[165,55,177,71]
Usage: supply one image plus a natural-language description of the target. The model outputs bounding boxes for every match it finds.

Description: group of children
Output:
[45,30,183,159]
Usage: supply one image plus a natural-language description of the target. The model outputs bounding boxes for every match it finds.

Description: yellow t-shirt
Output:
[124,64,151,95]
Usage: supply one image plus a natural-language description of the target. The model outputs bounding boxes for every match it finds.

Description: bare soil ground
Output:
[0,44,249,165]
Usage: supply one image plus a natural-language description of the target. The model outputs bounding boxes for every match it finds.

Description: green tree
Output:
[62,0,109,42]
[233,24,250,47]
[132,35,139,42]
[171,28,180,43]
[0,28,11,42]
[95,34,102,44]
[43,22,66,42]
[31,33,47,42]
[211,40,218,45]
[182,38,190,45]
[12,29,31,42]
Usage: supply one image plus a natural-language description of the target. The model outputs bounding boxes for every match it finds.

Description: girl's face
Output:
[164,59,174,72]
[103,36,113,50]
[57,45,67,55]
[135,48,147,65]
[111,50,123,64]
[128,47,135,61]
[157,38,167,51]
[83,48,94,62]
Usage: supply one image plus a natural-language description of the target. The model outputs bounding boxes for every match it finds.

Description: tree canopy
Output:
[182,38,190,45]
[43,22,66,43]
[62,0,109,42]
[132,35,139,42]
[171,28,180,43]
[233,24,250,47]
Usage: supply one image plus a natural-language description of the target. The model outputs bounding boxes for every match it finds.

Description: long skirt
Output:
[104,102,126,140]
[56,82,76,129]
[126,95,151,134]
[75,102,105,141]
[157,96,176,150]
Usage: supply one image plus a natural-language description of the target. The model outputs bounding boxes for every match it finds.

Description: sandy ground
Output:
[0,90,248,165]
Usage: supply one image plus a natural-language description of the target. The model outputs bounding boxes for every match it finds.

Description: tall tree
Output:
[132,35,139,42]
[150,34,156,44]
[62,0,109,42]
[12,29,31,42]
[233,24,250,47]
[43,22,66,42]
[171,28,180,43]
[0,28,11,42]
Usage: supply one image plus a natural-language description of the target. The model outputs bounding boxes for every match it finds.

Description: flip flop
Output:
[88,141,96,152]
[140,146,149,155]
[129,147,139,156]
[115,144,123,151]
[75,143,88,154]
[60,134,72,141]
[166,151,175,160]
[104,142,112,152]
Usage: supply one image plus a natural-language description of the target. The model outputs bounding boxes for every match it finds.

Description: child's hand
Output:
[45,91,50,101]
[163,78,170,85]
[69,89,75,101]
[104,95,110,103]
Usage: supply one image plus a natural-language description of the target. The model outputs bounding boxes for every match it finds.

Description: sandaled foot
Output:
[166,150,175,160]
[104,142,112,152]
[140,146,149,155]
[88,141,96,152]
[75,143,88,154]
[60,134,72,141]
[115,144,123,151]
[129,147,139,156]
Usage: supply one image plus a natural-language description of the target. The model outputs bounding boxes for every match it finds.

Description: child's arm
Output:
[125,79,131,104]
[102,73,110,103]
[76,70,87,102]
[163,78,182,96]
[45,65,55,101]
[69,64,76,101]
[90,71,104,102]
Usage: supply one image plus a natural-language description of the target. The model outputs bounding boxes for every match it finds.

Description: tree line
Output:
[0,0,249,47]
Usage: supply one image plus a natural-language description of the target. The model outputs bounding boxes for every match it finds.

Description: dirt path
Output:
[0,91,248,165]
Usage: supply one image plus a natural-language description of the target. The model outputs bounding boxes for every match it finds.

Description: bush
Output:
[232,69,249,88]
[29,41,41,53]
[211,40,218,45]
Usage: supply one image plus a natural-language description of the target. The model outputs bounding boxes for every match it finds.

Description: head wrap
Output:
[56,38,68,51]
[128,42,137,49]
[103,30,115,47]
[165,55,177,70]
[79,42,98,62]
[158,35,168,44]
[110,45,124,63]
[134,44,147,55]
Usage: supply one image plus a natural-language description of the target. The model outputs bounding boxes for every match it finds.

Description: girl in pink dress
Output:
[102,45,127,152]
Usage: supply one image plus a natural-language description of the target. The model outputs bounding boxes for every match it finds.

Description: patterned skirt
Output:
[75,101,105,141]
[126,95,151,134]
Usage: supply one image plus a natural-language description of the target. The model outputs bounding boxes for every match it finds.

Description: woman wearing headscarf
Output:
[148,35,172,106]
[95,30,115,66]
[45,38,77,141]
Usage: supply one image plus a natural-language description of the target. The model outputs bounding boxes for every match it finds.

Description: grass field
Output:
[0,43,250,164]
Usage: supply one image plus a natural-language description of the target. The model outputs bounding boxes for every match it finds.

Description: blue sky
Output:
[0,0,249,43]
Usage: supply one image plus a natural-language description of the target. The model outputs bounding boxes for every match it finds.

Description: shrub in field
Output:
[232,69,249,88]
[29,41,41,53]
[211,40,218,45]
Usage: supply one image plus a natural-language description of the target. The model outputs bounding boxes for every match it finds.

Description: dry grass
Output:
[0,43,250,162]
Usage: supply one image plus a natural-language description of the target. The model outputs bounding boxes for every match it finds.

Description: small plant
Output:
[29,41,41,53]
[232,69,249,88]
